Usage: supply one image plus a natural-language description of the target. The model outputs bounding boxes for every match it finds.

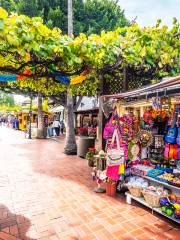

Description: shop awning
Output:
[102,75,180,99]
[74,107,99,114]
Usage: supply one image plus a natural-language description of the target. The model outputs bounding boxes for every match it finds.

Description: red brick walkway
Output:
[0,127,179,240]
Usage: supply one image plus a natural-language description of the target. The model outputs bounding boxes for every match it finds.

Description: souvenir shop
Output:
[91,76,180,224]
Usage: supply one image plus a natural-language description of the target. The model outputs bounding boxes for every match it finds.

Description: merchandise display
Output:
[160,194,180,219]
[98,93,180,223]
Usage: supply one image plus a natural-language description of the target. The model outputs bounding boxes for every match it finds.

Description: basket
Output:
[142,190,161,207]
[128,186,142,198]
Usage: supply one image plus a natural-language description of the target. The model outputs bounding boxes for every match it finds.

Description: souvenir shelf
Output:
[99,77,180,225]
[125,192,180,224]
[132,173,180,192]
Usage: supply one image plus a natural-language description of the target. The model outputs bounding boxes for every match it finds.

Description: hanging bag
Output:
[107,129,124,166]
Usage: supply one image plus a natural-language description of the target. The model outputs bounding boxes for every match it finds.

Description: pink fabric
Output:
[106,165,119,181]
[120,143,128,160]
[103,116,115,139]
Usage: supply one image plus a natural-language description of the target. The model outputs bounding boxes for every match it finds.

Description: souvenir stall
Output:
[92,76,180,224]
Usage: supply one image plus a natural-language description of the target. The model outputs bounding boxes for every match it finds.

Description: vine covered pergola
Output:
[0,7,179,153]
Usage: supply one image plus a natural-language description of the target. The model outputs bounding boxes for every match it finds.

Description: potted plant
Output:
[77,128,96,157]
[88,127,97,138]
[79,127,88,136]
[86,148,98,167]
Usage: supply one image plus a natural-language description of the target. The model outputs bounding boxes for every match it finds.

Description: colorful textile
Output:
[106,165,119,181]
[118,164,125,174]
[0,74,17,82]
[52,72,70,84]
[70,74,87,85]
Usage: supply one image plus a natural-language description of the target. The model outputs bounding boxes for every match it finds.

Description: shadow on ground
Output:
[0,204,35,240]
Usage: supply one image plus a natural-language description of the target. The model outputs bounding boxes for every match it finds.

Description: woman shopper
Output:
[53,119,61,136]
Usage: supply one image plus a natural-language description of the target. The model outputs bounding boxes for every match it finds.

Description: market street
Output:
[0,127,179,240]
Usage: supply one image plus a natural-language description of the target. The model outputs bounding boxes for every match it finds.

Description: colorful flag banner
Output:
[0,74,17,82]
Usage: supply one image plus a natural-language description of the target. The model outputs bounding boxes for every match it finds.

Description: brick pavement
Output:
[0,127,179,240]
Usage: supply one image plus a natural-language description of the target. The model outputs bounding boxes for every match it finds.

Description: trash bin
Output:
[77,136,95,158]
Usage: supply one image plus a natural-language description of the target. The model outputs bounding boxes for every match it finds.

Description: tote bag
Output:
[107,129,124,166]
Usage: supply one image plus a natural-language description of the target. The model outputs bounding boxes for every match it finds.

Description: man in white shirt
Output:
[53,119,61,136]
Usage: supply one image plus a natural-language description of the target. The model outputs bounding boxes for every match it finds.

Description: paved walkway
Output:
[0,127,179,240]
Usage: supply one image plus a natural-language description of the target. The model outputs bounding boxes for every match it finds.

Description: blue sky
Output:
[119,0,180,27]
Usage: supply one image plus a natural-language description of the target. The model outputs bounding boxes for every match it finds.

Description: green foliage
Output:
[0,91,21,113]
[0,91,15,106]
[0,8,179,99]
[0,0,129,35]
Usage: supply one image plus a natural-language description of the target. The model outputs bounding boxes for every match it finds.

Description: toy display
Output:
[156,172,174,183]
[160,194,180,219]
[131,164,154,176]
[147,168,164,178]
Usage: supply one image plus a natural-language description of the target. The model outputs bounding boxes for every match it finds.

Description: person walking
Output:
[60,120,65,135]
[47,122,53,137]
[53,119,61,136]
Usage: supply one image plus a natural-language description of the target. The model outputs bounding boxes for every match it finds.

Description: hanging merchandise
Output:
[103,112,116,140]
[176,112,180,146]
[106,165,120,181]
[128,140,141,166]
[141,109,153,129]
[119,114,133,141]
[138,130,153,148]
[164,110,178,144]
[106,129,124,166]
[97,81,180,224]
[0,74,17,82]
[154,135,164,148]
[152,96,161,110]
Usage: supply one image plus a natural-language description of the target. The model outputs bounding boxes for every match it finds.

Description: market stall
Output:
[91,76,180,224]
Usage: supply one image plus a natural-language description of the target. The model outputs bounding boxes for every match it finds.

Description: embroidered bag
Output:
[107,129,124,166]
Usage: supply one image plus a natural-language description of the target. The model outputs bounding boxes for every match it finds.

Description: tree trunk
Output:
[37,92,45,139]
[68,0,73,36]
[64,91,77,154]
[64,0,77,155]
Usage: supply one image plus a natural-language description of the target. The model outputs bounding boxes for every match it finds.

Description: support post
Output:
[123,66,128,91]
[28,92,32,139]
[98,97,106,151]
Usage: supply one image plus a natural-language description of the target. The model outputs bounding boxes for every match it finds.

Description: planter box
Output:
[77,137,95,158]
[88,159,94,167]
[106,182,116,197]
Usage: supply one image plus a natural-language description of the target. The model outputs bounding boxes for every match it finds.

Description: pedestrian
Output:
[14,118,19,130]
[47,122,53,137]
[53,119,60,136]
[60,120,65,135]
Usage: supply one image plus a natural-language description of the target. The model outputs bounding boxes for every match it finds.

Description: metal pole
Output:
[28,92,32,139]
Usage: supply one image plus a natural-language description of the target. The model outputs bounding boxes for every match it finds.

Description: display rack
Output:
[125,192,180,224]
[132,173,180,195]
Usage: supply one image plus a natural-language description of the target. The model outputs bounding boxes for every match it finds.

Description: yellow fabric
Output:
[118,164,125,174]
[70,71,88,85]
